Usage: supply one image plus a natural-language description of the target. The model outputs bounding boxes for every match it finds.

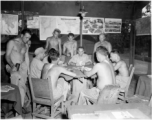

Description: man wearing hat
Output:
[30,47,45,78]
[45,28,62,57]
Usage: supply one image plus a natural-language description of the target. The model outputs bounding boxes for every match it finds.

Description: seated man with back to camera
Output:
[68,47,92,66]
[41,49,82,101]
[110,50,129,89]
[77,46,116,105]
[30,47,45,78]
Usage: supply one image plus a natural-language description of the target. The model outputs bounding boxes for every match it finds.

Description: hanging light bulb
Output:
[79,6,88,17]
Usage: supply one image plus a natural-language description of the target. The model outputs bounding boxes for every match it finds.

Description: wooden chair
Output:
[28,75,64,119]
[119,66,135,102]
[82,85,121,105]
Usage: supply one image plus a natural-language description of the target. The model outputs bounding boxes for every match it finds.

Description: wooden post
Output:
[80,18,83,47]
[21,1,24,30]
[129,23,133,65]
[132,22,136,65]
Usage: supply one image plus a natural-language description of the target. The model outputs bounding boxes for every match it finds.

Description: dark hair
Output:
[111,49,120,54]
[48,49,59,61]
[21,29,31,35]
[96,46,109,56]
[53,29,61,34]
[78,46,84,50]
[68,33,74,37]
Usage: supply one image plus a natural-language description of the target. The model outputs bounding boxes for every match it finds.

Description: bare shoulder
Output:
[7,40,15,47]
[46,36,53,41]
[120,60,127,66]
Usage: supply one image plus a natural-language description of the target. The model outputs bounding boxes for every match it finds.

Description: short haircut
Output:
[111,49,120,54]
[96,46,109,56]
[48,48,59,61]
[68,33,74,37]
[21,29,31,35]
[53,29,61,34]
[78,46,84,50]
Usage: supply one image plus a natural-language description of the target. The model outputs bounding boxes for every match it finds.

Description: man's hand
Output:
[11,66,17,72]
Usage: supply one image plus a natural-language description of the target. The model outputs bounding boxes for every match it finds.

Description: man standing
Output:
[68,47,92,66]
[93,33,112,62]
[63,33,77,57]
[5,29,31,107]
[30,47,45,78]
[45,29,62,56]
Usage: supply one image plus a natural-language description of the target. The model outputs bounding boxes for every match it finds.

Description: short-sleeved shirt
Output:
[95,41,112,53]
[68,54,92,65]
[30,58,44,78]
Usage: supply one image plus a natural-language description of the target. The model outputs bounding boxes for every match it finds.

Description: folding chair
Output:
[28,75,64,119]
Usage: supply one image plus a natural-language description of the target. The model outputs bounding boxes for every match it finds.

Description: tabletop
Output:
[67,103,151,119]
[1,83,22,115]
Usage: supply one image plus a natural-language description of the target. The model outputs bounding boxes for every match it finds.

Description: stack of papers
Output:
[1,85,14,92]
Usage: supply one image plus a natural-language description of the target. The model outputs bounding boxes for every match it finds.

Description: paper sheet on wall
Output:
[83,17,104,35]
[105,18,122,33]
[56,16,80,34]
[39,16,57,40]
[1,14,18,35]
[27,16,39,29]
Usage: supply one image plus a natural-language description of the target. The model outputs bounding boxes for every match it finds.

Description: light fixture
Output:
[79,6,88,17]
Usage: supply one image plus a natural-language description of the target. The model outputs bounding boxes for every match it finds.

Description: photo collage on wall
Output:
[104,18,122,33]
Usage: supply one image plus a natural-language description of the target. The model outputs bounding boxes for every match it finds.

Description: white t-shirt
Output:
[30,58,44,78]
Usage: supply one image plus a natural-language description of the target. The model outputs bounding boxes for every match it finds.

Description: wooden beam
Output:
[21,1,24,30]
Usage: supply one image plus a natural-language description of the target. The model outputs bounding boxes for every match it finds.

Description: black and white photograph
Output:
[1,0,151,119]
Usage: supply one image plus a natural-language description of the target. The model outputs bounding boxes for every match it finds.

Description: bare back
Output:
[96,60,115,90]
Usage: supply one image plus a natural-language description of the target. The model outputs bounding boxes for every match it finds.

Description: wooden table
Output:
[1,83,22,116]
[67,103,151,119]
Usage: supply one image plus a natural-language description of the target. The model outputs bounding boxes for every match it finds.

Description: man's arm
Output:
[58,39,62,56]
[61,67,77,78]
[108,42,112,53]
[45,38,49,50]
[114,62,122,71]
[68,56,76,65]
[73,42,77,55]
[83,63,99,77]
[63,43,66,55]
[5,40,15,67]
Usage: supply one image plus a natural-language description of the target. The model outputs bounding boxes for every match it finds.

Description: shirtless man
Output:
[5,29,31,107]
[110,50,129,88]
[78,46,115,105]
[45,29,62,56]
[63,33,77,57]
[41,49,80,101]
[93,33,112,63]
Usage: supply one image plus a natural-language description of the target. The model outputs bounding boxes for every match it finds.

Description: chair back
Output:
[125,66,135,98]
[29,75,54,102]
[97,85,120,104]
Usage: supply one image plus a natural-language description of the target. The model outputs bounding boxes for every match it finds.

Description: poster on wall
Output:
[104,18,122,33]
[82,17,104,35]
[56,16,80,34]
[27,16,39,29]
[1,14,18,35]
[135,16,151,36]
[39,16,57,40]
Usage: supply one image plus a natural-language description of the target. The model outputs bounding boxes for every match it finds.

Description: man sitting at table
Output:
[68,47,92,66]
[30,47,45,78]
[110,50,129,89]
[63,33,77,57]
[41,49,78,101]
[77,46,116,105]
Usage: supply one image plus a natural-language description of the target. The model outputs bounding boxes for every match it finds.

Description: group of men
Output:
[5,28,129,109]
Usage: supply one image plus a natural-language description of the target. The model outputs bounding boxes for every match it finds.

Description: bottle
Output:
[15,63,20,71]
